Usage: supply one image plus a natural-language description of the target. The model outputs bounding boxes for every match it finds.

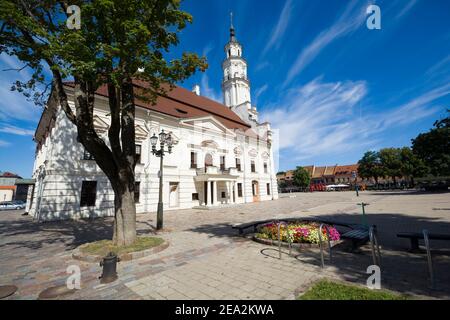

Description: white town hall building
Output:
[27,23,278,221]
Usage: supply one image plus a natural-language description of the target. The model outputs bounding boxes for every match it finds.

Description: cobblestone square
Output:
[1,191,449,300]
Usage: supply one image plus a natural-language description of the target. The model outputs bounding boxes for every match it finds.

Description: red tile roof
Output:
[63,81,251,131]
[0,172,21,178]
[335,164,359,175]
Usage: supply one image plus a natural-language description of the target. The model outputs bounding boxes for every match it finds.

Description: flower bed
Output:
[254,221,341,245]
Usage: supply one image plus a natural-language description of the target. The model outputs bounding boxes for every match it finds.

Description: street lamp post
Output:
[352,171,359,197]
[150,129,173,230]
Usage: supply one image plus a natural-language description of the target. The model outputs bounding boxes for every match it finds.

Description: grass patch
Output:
[80,236,164,257]
[299,279,409,300]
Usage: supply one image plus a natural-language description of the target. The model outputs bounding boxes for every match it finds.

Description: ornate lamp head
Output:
[159,129,167,145]
[150,133,158,151]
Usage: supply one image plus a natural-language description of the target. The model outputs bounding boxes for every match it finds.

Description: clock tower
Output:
[222,13,258,127]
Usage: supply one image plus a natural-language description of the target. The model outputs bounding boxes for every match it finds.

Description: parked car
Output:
[0,201,26,210]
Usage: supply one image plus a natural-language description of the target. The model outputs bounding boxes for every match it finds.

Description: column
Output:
[212,181,218,205]
[226,181,231,204]
[233,182,236,203]
[204,180,209,206]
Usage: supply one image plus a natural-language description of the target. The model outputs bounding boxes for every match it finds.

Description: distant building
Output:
[0,172,34,203]
[277,164,366,187]
[0,172,20,201]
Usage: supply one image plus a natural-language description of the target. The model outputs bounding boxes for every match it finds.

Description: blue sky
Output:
[1,0,449,177]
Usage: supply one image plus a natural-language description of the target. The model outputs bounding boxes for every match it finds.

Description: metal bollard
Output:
[99,252,120,284]
[423,230,434,289]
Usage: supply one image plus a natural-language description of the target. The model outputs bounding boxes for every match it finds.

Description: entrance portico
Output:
[195,166,238,207]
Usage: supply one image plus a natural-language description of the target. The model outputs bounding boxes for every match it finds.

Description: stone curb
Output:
[72,240,169,263]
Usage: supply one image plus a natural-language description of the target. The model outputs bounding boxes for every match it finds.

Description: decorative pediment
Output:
[180,116,235,135]
[261,151,270,160]
[135,125,148,141]
[248,148,258,157]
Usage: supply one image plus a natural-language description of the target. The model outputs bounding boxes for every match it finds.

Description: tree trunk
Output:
[112,183,136,246]
[113,191,136,246]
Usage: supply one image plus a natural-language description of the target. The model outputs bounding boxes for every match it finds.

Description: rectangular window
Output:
[237,183,243,197]
[267,183,271,195]
[264,163,268,173]
[135,144,142,164]
[251,160,256,173]
[236,158,241,171]
[80,181,97,207]
[83,148,94,160]
[190,151,197,168]
[221,191,226,198]
[134,181,140,203]
[192,193,199,201]
[220,155,225,171]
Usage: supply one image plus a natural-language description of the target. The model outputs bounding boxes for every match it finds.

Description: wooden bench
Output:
[397,232,450,251]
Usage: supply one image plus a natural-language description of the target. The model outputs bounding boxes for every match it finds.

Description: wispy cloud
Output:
[0,139,11,147]
[0,125,35,136]
[283,0,367,86]
[262,0,293,55]
[202,43,214,57]
[425,54,450,80]
[0,53,42,122]
[200,73,221,102]
[254,84,268,103]
[395,0,419,19]
[255,61,270,72]
[261,78,447,161]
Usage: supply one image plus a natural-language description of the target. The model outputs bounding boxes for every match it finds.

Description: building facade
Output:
[28,23,278,221]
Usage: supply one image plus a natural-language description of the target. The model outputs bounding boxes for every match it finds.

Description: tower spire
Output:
[229,11,236,41]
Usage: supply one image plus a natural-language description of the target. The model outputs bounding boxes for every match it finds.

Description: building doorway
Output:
[252,180,259,202]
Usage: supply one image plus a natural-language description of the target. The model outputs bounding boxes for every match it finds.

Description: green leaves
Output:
[359,111,450,181]
[412,110,450,177]
[1,0,207,103]
[293,166,311,188]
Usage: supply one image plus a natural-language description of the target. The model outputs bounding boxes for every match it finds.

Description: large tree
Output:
[357,151,383,185]
[292,166,310,189]
[0,0,207,245]
[379,148,402,184]
[399,147,428,186]
[412,110,450,177]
